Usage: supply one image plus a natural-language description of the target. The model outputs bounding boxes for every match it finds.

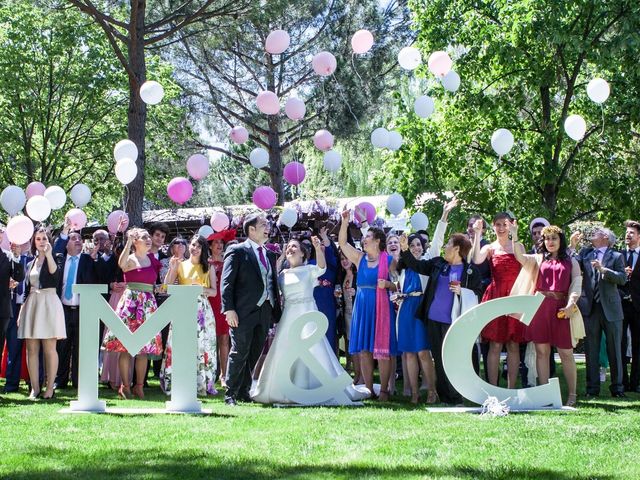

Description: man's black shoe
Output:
[224,396,237,406]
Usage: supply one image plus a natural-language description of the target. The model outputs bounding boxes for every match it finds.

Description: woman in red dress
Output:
[472,212,524,388]
[511,224,582,407]
[207,229,236,389]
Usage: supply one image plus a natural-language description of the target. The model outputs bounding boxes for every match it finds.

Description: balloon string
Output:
[331,74,360,129]
[350,53,364,85]
[600,104,605,136]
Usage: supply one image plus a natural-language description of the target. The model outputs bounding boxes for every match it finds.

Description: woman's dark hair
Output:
[408,234,426,252]
[449,233,472,259]
[190,235,210,273]
[368,227,386,252]
[30,227,53,256]
[539,230,569,261]
[492,212,513,224]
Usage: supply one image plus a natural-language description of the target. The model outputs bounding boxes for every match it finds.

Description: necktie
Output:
[628,250,635,269]
[593,250,601,304]
[65,256,78,300]
[257,246,268,271]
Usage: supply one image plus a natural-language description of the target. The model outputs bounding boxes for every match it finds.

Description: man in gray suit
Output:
[571,227,627,397]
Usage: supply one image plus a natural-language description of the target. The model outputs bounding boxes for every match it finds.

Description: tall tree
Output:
[65,0,248,224]
[174,0,411,204]
[390,0,640,227]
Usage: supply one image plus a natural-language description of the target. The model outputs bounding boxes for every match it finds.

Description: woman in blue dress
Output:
[394,234,438,404]
[338,209,397,401]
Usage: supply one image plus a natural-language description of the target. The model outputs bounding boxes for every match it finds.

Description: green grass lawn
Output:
[1,363,638,480]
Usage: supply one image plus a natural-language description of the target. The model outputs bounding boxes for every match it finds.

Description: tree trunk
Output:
[125,0,147,226]
[268,115,284,205]
[543,183,557,220]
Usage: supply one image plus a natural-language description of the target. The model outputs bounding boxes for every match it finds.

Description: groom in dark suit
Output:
[221,213,281,405]
[572,227,627,397]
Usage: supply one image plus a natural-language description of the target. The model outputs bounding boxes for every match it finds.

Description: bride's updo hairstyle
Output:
[288,237,310,262]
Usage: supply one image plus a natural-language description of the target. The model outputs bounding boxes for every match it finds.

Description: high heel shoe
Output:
[28,389,41,400]
[132,383,145,399]
[378,390,390,402]
[565,393,577,408]
[42,390,56,400]
[426,391,439,405]
[118,384,131,400]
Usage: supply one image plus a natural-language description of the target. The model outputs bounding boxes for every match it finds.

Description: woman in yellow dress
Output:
[161,234,218,395]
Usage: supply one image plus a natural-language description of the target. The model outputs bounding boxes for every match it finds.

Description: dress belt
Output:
[538,290,567,300]
[126,282,155,293]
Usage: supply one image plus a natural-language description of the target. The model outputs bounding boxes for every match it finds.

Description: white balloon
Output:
[323,150,342,172]
[279,208,298,228]
[250,148,269,169]
[139,80,165,105]
[113,140,138,162]
[386,193,405,216]
[442,70,461,92]
[414,96,435,118]
[26,195,52,222]
[387,131,404,151]
[43,186,67,210]
[398,46,422,70]
[564,114,587,141]
[70,183,91,208]
[490,129,515,156]
[115,158,138,185]
[198,225,214,238]
[371,128,390,149]
[587,78,610,104]
[411,212,429,231]
[0,185,26,216]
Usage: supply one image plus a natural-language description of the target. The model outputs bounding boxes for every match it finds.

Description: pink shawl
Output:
[373,252,392,359]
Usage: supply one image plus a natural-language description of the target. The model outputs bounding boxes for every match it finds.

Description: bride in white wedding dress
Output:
[251,236,369,405]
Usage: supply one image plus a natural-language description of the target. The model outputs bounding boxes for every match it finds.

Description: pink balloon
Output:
[230,126,249,144]
[252,186,277,210]
[283,162,306,185]
[428,51,453,77]
[25,182,46,200]
[312,51,337,77]
[265,30,290,55]
[6,216,34,245]
[107,210,129,234]
[355,202,376,224]
[187,153,209,180]
[285,97,306,121]
[351,30,374,54]
[256,91,280,115]
[66,208,87,230]
[313,129,334,151]
[167,177,193,205]
[210,211,230,232]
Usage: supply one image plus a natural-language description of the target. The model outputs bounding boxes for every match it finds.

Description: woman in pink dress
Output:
[102,228,163,399]
[511,224,582,407]
[472,212,524,388]
[207,229,236,389]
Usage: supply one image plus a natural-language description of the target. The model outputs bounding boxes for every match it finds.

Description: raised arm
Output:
[428,197,456,258]
[399,234,436,276]
[471,219,491,264]
[118,232,134,271]
[312,236,326,270]
[338,209,363,268]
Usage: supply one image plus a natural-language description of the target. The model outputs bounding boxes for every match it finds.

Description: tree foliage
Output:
[390,0,640,230]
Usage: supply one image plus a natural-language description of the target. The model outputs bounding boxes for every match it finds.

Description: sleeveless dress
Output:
[310,244,338,349]
[480,253,525,343]
[397,268,430,353]
[251,264,368,405]
[526,257,573,349]
[161,261,217,395]
[349,256,397,356]
[208,259,229,336]
[102,254,163,355]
